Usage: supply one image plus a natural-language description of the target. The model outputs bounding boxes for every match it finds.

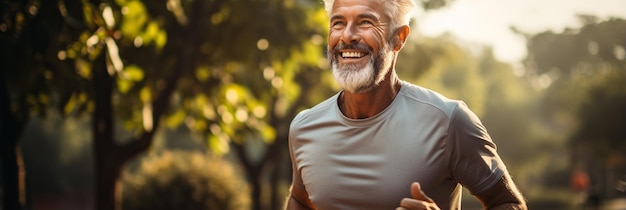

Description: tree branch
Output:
[117,0,214,163]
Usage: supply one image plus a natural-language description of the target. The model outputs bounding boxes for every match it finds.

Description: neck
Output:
[339,70,401,119]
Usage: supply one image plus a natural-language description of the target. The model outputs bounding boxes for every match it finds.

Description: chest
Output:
[294,121,450,209]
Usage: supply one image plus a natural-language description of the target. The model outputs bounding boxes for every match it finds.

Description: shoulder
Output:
[398,81,463,119]
[398,81,484,135]
[290,92,340,130]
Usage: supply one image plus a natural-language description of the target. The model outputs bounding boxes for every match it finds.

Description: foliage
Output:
[4,0,332,208]
[524,18,626,77]
[420,0,455,10]
[399,35,487,116]
[122,150,250,210]
[524,18,626,157]
[0,0,87,118]
[103,0,332,154]
[1,1,94,208]
[573,70,626,156]
[2,0,329,209]
[1,0,330,146]
[521,17,626,202]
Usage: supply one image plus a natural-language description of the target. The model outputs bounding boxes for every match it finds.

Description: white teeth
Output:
[342,52,364,58]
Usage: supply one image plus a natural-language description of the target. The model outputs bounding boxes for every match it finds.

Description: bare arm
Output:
[475,173,527,210]
[285,184,316,210]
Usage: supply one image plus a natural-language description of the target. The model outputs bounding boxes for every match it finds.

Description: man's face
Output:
[328,0,394,93]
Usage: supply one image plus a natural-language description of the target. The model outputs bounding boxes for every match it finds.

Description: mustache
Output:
[332,42,373,54]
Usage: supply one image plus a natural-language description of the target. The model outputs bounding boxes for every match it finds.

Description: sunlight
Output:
[142,103,153,132]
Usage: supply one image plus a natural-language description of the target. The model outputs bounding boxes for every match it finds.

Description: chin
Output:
[332,48,392,93]
[333,62,377,93]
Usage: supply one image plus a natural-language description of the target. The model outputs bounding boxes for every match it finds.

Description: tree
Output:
[1,0,88,209]
[398,35,487,115]
[2,0,329,209]
[100,0,329,207]
[122,1,330,209]
[573,70,626,156]
[523,17,626,198]
[523,18,626,154]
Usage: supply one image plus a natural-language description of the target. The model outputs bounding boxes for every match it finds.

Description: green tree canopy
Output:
[524,18,626,157]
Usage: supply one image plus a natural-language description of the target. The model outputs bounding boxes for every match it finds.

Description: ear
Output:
[392,25,410,51]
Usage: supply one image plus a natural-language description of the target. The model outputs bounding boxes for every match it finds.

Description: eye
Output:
[331,21,345,27]
[359,20,373,26]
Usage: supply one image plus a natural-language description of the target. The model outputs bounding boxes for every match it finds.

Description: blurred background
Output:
[1,0,625,210]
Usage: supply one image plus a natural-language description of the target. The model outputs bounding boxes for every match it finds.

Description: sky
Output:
[415,0,626,63]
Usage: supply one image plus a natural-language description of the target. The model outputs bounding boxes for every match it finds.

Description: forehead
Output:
[331,0,387,18]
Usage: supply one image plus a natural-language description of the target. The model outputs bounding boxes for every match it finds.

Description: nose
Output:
[341,23,360,44]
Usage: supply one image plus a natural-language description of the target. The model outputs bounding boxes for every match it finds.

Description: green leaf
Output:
[165,109,186,128]
[139,87,152,103]
[208,135,229,156]
[155,31,167,49]
[259,123,276,144]
[196,66,211,82]
[124,65,144,81]
[120,1,148,38]
[117,78,133,94]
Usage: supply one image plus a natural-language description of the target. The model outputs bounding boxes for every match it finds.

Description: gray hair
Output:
[322,0,416,31]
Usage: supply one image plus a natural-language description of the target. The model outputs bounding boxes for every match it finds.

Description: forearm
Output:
[481,186,526,210]
[487,202,527,210]
[285,196,314,210]
[478,174,527,210]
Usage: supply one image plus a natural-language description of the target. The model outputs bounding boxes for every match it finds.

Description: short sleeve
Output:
[288,119,307,192]
[446,102,507,195]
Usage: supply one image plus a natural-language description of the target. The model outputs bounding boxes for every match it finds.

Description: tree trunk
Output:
[233,144,262,210]
[91,49,152,210]
[89,0,212,208]
[251,171,262,210]
[93,153,123,210]
[92,51,119,210]
[91,18,190,209]
[270,158,280,210]
[1,144,26,210]
[233,136,289,210]
[1,70,27,210]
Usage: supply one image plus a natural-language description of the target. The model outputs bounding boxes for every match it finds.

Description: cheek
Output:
[373,27,388,44]
[362,34,386,55]
[328,31,341,49]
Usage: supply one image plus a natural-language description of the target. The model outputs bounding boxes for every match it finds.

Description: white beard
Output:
[331,45,393,93]
[332,59,375,93]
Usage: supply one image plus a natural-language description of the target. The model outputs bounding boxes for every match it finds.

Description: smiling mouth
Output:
[341,51,368,59]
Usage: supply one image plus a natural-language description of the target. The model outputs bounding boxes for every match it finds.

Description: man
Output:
[286,0,527,209]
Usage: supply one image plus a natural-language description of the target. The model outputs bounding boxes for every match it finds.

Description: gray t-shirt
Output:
[288,81,507,210]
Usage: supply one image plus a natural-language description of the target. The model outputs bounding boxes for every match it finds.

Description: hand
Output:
[396,182,441,210]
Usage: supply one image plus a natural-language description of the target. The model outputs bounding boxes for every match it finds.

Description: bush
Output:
[122,150,250,210]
